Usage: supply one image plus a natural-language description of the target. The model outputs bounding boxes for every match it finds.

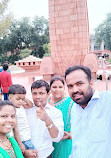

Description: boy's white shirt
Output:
[15,105,31,141]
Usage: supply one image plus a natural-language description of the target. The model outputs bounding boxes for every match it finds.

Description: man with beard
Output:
[65,65,111,158]
[24,80,64,158]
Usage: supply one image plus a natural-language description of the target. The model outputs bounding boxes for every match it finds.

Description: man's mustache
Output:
[72,92,83,97]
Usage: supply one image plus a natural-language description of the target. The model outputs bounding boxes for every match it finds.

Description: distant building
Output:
[90,34,111,58]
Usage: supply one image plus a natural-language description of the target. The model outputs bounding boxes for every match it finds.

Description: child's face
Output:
[9,94,25,108]
[0,105,16,134]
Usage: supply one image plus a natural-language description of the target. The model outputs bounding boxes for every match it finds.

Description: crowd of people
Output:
[0,63,111,158]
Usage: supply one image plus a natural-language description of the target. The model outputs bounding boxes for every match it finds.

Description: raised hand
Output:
[62,131,72,140]
[36,103,52,126]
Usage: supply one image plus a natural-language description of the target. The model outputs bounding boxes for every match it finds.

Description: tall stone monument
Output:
[40,0,98,80]
[49,0,90,75]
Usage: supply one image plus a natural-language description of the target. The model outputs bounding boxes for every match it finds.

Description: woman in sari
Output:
[0,100,24,158]
[49,76,74,158]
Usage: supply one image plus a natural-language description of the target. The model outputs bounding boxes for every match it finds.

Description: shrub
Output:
[19,48,32,59]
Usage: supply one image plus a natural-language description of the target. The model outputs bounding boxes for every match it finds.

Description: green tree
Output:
[7,17,32,51]
[37,45,45,58]
[0,0,12,37]
[43,43,51,56]
[95,12,111,51]
[18,17,32,48]
[0,16,49,62]
[5,16,49,53]
[31,45,45,58]
[31,16,49,47]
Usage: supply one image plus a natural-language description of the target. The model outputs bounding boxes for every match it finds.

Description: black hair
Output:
[65,65,91,82]
[50,76,64,87]
[8,84,26,95]
[3,63,8,71]
[0,100,15,110]
[31,80,50,93]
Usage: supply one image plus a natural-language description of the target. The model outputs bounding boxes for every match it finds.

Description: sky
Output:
[9,0,111,33]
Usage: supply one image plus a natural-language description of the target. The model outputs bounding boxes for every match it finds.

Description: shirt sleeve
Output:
[43,107,64,143]
[51,109,64,142]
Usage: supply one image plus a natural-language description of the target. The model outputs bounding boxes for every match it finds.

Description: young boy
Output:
[8,84,35,150]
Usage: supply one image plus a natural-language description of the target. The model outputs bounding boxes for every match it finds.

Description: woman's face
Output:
[51,80,65,100]
[0,105,16,135]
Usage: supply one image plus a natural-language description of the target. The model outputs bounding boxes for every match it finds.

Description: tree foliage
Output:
[95,12,111,51]
[43,43,51,56]
[0,16,49,62]
[0,0,12,37]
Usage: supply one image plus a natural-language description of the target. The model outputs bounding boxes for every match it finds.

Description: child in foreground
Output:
[0,100,24,157]
[8,84,35,150]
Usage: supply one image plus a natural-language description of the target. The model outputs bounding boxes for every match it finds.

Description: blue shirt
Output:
[70,90,111,158]
[0,68,11,73]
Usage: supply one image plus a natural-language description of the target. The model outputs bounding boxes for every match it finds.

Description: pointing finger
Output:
[38,102,44,110]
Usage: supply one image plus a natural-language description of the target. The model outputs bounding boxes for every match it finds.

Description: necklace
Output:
[0,137,8,143]
[6,147,16,158]
[0,139,12,150]
[0,137,16,158]
[0,134,24,158]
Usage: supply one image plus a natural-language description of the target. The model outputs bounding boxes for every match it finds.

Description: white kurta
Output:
[26,103,64,158]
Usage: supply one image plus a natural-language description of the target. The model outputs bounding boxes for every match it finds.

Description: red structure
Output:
[16,55,42,72]
[15,55,42,82]
[15,0,99,81]
[48,0,90,75]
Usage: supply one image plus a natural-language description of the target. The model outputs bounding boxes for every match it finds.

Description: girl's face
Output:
[51,80,65,101]
[0,105,16,135]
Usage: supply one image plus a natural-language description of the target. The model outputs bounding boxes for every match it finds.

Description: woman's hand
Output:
[19,143,25,154]
[62,131,72,140]
[23,149,38,158]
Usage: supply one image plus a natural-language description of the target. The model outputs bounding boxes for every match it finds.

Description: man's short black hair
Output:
[65,65,91,82]
[3,63,8,71]
[9,84,26,95]
[31,80,50,93]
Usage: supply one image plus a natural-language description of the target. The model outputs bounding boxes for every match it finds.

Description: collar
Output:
[91,89,100,100]
[44,103,52,110]
[33,102,51,110]
[75,90,100,110]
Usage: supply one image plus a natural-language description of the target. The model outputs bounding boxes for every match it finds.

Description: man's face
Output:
[66,70,93,107]
[31,87,50,107]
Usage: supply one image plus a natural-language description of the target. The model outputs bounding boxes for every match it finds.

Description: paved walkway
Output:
[10,65,111,93]
[12,74,111,102]
[10,64,111,100]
